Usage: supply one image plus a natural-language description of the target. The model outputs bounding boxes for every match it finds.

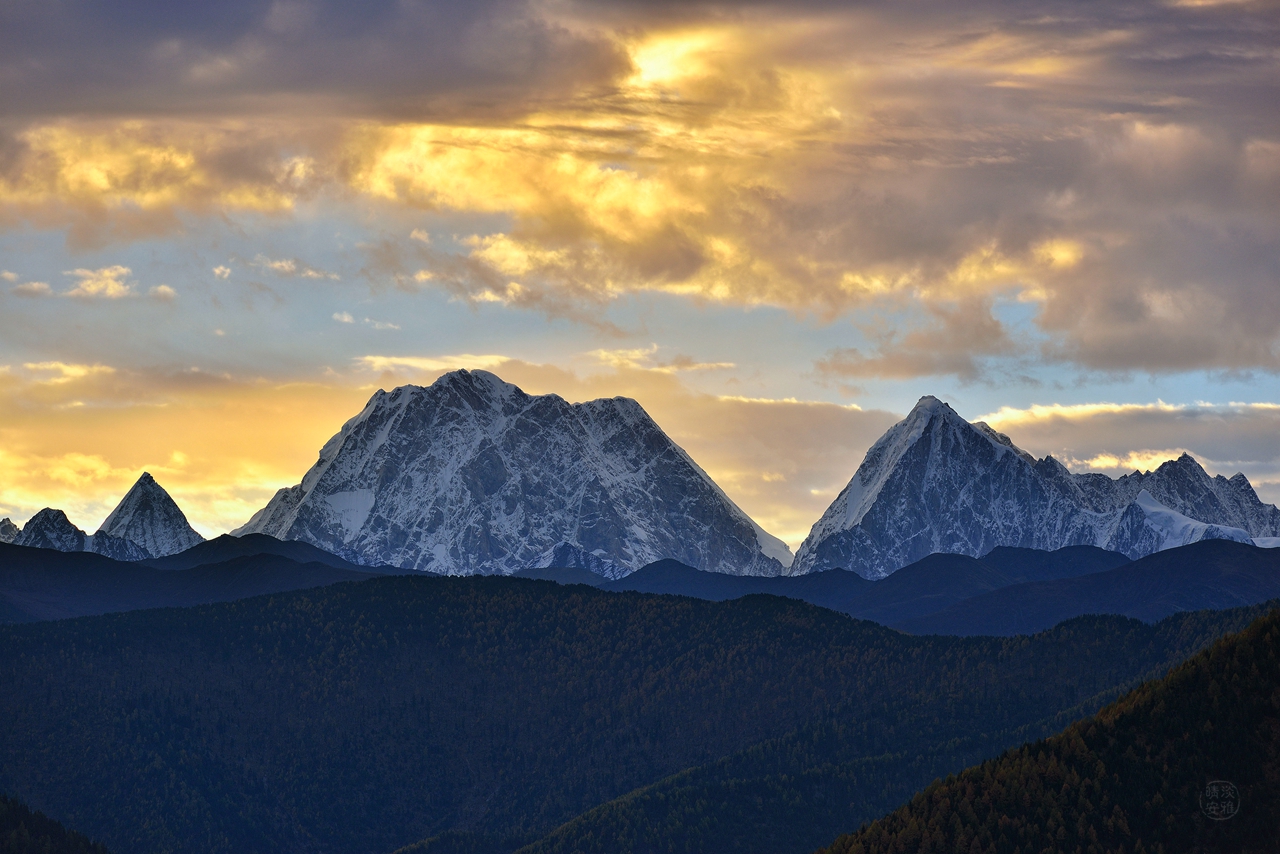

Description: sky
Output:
[1,0,1278,549]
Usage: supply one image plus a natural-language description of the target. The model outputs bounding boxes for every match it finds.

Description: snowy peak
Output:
[0,517,18,544]
[97,472,205,558]
[237,369,790,577]
[793,396,1280,579]
[15,509,88,552]
[792,395,1042,577]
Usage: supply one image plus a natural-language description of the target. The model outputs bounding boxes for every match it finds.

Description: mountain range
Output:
[6,373,1280,583]
[3,473,203,562]
[792,395,1279,578]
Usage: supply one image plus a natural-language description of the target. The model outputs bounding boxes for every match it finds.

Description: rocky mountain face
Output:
[792,396,1280,579]
[96,472,205,558]
[236,370,791,577]
[8,474,201,561]
[14,508,88,553]
[0,518,18,544]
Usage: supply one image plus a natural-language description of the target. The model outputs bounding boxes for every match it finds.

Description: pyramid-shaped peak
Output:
[98,473,204,558]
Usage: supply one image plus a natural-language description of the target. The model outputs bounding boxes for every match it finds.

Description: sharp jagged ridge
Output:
[792,396,1279,578]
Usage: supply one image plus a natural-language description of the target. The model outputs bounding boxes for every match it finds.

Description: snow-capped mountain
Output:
[12,507,152,560]
[96,472,205,558]
[792,396,1280,578]
[8,474,201,561]
[15,508,90,553]
[236,370,791,577]
[0,518,18,544]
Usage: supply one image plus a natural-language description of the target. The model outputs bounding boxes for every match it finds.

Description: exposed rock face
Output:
[14,509,88,553]
[96,472,205,558]
[0,518,18,544]
[793,396,1280,579]
[236,370,791,577]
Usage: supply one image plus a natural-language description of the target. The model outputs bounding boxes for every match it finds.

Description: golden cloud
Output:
[0,12,1274,375]
[0,122,312,247]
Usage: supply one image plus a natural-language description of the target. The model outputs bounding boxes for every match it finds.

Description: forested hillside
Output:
[820,608,1280,854]
[0,576,1271,854]
[508,607,1276,854]
[0,794,110,854]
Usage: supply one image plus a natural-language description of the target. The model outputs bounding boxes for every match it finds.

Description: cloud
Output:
[0,1,1276,374]
[333,311,354,323]
[0,271,16,281]
[213,265,231,279]
[363,318,400,330]
[0,122,313,247]
[254,255,339,280]
[64,265,134,298]
[589,344,733,373]
[816,298,1020,383]
[0,0,626,119]
[22,362,117,384]
[355,354,510,373]
[150,285,176,300]
[12,281,53,297]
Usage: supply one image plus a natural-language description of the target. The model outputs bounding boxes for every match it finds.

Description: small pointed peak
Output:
[137,471,157,486]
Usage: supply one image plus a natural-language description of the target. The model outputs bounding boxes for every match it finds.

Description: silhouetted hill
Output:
[512,566,606,586]
[820,607,1280,854]
[0,575,1270,854]
[602,559,871,606]
[0,542,378,623]
[597,547,1129,626]
[142,533,386,572]
[979,544,1131,582]
[895,540,1280,635]
[0,793,111,854]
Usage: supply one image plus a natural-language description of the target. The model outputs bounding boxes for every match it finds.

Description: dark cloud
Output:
[0,0,628,119]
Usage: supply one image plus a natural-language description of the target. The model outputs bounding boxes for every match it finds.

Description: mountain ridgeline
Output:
[5,473,203,561]
[234,370,790,577]
[0,574,1275,854]
[792,395,1280,578]
[7,375,1279,583]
